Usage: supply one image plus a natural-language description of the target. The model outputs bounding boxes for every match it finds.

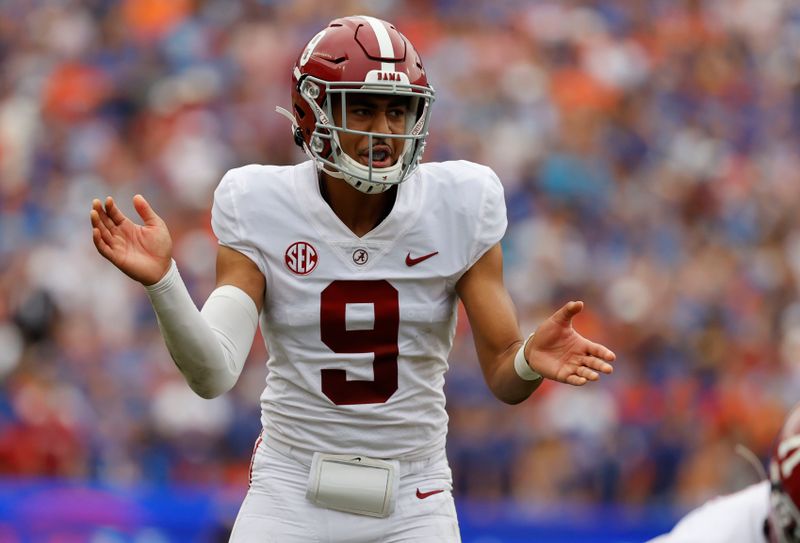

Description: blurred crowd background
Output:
[2,0,800,537]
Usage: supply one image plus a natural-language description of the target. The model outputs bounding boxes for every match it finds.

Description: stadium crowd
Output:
[2,0,800,517]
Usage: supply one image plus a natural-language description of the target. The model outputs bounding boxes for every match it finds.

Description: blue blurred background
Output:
[2,0,800,540]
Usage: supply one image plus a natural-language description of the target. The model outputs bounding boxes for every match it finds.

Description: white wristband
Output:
[514,333,542,382]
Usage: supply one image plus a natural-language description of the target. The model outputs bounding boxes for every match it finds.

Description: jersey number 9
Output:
[320,280,399,405]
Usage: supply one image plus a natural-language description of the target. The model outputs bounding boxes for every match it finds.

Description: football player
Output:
[90,15,615,542]
[648,403,800,543]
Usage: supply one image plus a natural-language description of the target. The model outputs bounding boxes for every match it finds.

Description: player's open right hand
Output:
[90,195,173,286]
[527,301,615,386]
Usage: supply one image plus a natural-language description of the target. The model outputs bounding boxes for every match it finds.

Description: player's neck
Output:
[319,173,396,238]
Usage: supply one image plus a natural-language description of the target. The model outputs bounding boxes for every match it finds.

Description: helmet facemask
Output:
[769,484,800,543]
[297,74,434,194]
[769,451,800,543]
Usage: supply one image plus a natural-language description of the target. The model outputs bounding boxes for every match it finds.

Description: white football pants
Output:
[229,434,461,543]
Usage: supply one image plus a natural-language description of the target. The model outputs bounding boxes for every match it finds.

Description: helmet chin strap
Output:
[275,105,296,125]
[735,444,768,481]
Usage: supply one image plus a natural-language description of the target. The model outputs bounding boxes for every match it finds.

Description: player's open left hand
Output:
[90,195,173,286]
[527,301,615,386]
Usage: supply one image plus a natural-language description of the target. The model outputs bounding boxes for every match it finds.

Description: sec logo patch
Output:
[285,241,318,275]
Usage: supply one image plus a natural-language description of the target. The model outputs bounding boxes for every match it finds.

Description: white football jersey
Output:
[211,160,506,460]
[647,481,770,543]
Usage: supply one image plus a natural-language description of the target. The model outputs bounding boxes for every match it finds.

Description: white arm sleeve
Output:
[144,260,259,399]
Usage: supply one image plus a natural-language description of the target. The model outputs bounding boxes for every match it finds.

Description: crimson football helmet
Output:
[769,404,800,542]
[277,15,435,194]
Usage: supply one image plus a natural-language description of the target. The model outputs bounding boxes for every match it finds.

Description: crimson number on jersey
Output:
[320,280,399,405]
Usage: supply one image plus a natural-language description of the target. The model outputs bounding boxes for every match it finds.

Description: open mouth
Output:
[358,145,394,168]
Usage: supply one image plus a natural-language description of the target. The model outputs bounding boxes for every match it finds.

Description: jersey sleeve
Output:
[467,167,507,268]
[211,169,262,268]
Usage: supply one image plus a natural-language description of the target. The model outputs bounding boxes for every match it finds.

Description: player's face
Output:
[332,94,411,168]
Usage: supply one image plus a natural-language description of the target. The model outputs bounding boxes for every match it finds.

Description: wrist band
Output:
[514,332,542,382]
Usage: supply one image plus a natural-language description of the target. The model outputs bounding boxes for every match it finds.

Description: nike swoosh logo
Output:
[406,251,439,267]
[416,488,444,499]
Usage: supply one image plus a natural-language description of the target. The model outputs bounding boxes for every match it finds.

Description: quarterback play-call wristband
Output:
[514,332,542,382]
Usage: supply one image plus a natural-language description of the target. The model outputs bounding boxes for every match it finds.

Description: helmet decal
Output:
[300,30,327,67]
[359,16,400,67]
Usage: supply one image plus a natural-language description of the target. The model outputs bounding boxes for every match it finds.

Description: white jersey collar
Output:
[293,160,423,245]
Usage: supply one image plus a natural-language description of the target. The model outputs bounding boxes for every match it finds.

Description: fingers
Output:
[565,366,598,387]
[562,355,614,387]
[92,195,158,229]
[579,354,614,375]
[90,209,116,248]
[586,340,616,362]
[92,226,114,260]
[133,194,162,227]
[90,197,123,261]
[566,374,588,386]
[551,300,584,326]
[90,201,117,248]
[573,361,598,381]
[91,199,115,231]
[104,196,128,226]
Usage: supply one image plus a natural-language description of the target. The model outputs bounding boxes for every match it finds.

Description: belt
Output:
[261,432,445,476]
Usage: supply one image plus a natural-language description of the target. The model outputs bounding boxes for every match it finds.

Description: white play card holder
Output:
[306,452,398,518]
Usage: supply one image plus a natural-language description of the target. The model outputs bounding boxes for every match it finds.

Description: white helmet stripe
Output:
[779,435,800,478]
[778,435,800,458]
[360,16,395,72]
